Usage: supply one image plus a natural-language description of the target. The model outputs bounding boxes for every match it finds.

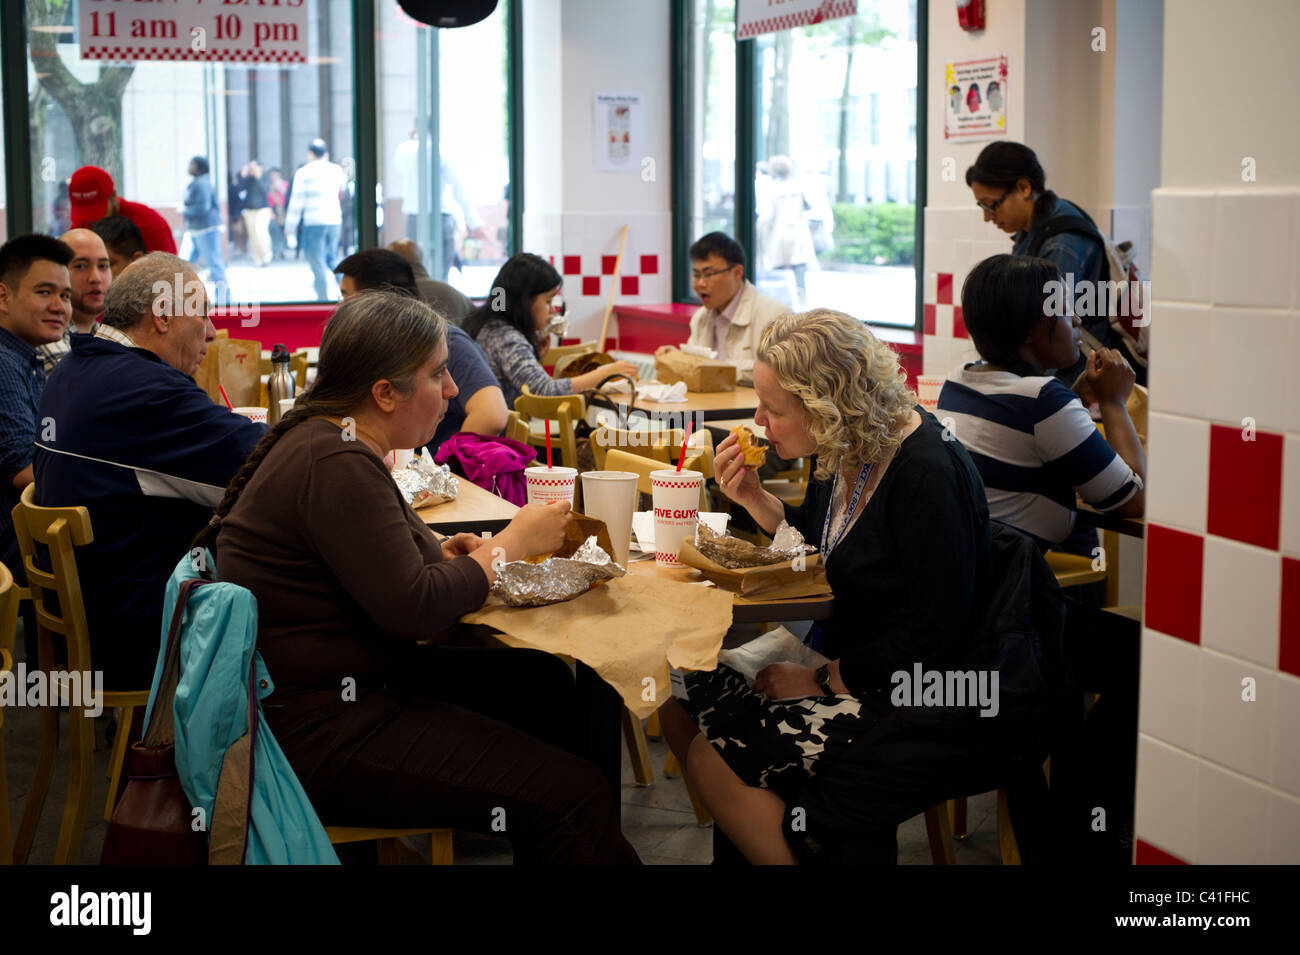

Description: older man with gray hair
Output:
[34,252,265,691]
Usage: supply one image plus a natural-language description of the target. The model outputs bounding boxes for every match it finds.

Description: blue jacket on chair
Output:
[149,552,339,864]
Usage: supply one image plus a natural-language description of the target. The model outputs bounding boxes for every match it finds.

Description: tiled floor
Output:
[2,694,1003,865]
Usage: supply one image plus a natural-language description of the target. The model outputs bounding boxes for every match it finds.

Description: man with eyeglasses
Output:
[655,232,787,386]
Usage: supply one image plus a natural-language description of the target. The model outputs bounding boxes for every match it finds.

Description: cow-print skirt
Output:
[679,665,868,800]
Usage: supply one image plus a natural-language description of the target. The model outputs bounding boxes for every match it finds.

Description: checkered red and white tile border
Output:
[737,0,858,40]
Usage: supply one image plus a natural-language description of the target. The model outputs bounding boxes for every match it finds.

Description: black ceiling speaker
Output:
[397,0,499,28]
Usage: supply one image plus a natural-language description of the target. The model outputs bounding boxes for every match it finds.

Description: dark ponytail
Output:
[960,254,1065,378]
[965,141,1057,226]
[191,290,446,552]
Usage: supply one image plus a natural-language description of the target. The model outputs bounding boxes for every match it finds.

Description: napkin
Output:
[636,381,689,403]
[679,342,718,359]
[631,510,730,552]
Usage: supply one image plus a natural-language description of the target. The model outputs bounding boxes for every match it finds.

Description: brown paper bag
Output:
[654,348,736,393]
[677,539,831,599]
[195,337,261,407]
[462,574,733,718]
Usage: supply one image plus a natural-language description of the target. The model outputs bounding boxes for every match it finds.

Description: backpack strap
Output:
[1025,214,1105,260]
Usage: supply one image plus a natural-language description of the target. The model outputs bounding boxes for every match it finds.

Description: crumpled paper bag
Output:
[462,574,733,718]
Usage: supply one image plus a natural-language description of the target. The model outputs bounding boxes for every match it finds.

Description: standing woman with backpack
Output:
[965,141,1130,385]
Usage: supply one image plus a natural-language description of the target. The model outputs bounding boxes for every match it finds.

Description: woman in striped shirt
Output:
[936,253,1145,548]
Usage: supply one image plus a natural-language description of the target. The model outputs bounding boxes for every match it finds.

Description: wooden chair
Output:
[762,455,812,506]
[324,826,454,865]
[0,561,14,865]
[590,424,679,471]
[503,410,535,450]
[545,340,598,375]
[10,484,152,864]
[514,388,586,478]
[1044,551,1108,589]
[923,792,1022,865]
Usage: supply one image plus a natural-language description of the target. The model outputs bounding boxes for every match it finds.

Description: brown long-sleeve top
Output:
[215,417,490,694]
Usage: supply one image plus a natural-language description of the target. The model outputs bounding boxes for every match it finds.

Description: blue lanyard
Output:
[820,461,872,559]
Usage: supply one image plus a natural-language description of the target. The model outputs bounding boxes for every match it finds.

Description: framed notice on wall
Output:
[594,91,644,173]
[736,0,858,40]
[943,55,1009,142]
[79,0,308,64]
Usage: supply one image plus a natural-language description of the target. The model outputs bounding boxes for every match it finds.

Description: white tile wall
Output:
[1151,190,1214,304]
[1147,302,1212,419]
[1135,736,1200,862]
[1196,762,1271,864]
[1199,537,1282,667]
[1194,649,1276,780]
[1144,412,1208,533]
[1288,312,1300,435]
[1274,673,1300,798]
[1138,629,1203,752]
[1269,791,1300,864]
[1206,307,1292,432]
[1283,435,1300,559]
[1212,191,1296,309]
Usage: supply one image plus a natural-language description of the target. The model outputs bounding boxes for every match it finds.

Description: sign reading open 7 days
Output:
[80,0,309,65]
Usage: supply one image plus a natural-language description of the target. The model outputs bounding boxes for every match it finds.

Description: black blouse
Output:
[781,409,992,699]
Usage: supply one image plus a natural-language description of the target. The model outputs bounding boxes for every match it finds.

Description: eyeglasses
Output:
[691,266,733,283]
[976,186,1015,213]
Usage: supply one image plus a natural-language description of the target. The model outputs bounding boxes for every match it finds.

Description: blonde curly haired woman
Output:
[657,309,994,864]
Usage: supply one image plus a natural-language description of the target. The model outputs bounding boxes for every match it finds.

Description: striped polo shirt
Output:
[936,363,1142,544]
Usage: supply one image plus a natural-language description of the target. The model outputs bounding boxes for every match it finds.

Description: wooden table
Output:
[417,479,520,535]
[1073,501,1145,538]
[613,383,759,422]
[625,557,833,624]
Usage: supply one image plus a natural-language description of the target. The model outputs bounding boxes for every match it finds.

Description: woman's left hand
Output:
[753,662,822,700]
[441,533,485,559]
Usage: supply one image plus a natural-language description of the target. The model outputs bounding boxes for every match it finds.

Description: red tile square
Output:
[1207,425,1283,550]
[621,275,639,296]
[1281,557,1300,677]
[562,255,581,276]
[953,305,968,339]
[1135,840,1187,865]
[640,254,658,275]
[936,273,953,305]
[581,275,601,297]
[923,304,936,335]
[1144,524,1204,644]
[601,255,618,275]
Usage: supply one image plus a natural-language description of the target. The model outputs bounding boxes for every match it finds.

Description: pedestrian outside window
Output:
[754,7,917,325]
[377,0,512,300]
[25,0,357,305]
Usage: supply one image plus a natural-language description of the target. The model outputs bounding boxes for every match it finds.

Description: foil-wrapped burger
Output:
[491,536,627,607]
[393,448,458,508]
[694,521,815,569]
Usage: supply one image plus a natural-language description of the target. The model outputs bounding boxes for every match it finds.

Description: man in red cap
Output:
[68,166,178,255]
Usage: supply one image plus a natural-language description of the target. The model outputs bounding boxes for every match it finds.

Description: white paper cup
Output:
[233,406,268,424]
[651,469,703,566]
[384,448,416,471]
[525,465,577,506]
[278,397,297,419]
[916,375,945,413]
[580,471,638,567]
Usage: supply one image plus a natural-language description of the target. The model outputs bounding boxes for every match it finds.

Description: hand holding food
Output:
[730,425,768,470]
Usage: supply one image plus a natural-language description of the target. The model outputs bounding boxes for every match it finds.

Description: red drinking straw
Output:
[218,385,234,411]
[677,421,694,472]
[545,418,553,468]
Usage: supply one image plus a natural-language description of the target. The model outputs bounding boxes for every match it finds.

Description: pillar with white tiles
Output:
[1134,0,1300,864]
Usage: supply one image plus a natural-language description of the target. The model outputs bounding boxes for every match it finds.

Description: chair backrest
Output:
[515,388,586,470]
[12,484,95,673]
[591,425,680,471]
[606,448,709,509]
[0,559,13,676]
